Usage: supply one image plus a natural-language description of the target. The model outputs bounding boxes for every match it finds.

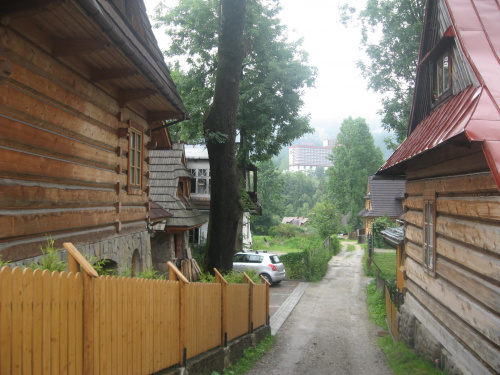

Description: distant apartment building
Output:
[288,140,337,173]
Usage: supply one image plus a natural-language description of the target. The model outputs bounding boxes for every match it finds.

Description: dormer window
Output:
[433,51,451,103]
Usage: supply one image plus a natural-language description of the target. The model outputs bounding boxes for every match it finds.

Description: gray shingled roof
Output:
[358,175,406,219]
[381,225,405,246]
[149,144,207,229]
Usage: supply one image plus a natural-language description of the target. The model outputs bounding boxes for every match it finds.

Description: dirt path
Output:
[246,244,393,375]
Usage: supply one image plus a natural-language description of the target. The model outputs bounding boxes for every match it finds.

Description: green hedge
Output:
[280,242,336,282]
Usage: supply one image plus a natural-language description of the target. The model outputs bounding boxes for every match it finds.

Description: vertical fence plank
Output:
[51,271,61,375]
[75,273,83,375]
[67,272,76,375]
[11,267,23,374]
[0,267,13,375]
[93,276,100,375]
[127,277,133,375]
[99,276,107,375]
[110,277,117,374]
[22,269,33,375]
[59,272,69,375]
[32,269,43,375]
[133,278,139,375]
[104,276,112,375]
[42,270,51,375]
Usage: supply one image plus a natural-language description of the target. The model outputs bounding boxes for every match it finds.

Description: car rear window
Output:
[270,255,281,264]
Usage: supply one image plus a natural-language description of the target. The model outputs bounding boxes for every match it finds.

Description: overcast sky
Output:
[143,0,384,140]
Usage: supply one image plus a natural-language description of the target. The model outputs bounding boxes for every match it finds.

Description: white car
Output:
[233,251,286,285]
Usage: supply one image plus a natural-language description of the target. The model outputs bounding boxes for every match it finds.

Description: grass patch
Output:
[252,235,308,254]
[346,244,355,252]
[366,252,397,281]
[211,334,275,375]
[365,261,445,375]
[378,335,445,375]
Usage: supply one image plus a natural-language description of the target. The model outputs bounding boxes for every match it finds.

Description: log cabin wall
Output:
[402,169,500,374]
[0,14,153,270]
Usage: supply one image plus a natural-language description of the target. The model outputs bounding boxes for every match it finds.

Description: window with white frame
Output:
[128,126,143,191]
[423,191,436,274]
[190,168,211,194]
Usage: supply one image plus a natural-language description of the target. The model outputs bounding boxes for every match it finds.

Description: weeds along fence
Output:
[0,243,270,375]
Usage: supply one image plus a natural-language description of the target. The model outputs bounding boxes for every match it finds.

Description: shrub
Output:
[372,215,394,249]
[280,244,334,281]
[268,223,306,239]
[200,269,261,284]
[29,236,67,272]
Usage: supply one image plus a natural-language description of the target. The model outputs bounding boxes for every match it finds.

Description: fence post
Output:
[214,268,228,347]
[260,275,270,325]
[167,261,189,366]
[244,273,255,333]
[63,243,98,375]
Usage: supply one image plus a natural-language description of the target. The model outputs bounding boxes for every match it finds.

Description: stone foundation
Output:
[11,230,152,276]
[399,304,466,375]
[153,325,271,375]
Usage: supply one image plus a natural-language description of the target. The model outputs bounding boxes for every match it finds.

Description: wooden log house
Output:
[377,0,500,374]
[0,0,188,272]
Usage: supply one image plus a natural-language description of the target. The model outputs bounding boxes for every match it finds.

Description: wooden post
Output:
[214,269,228,346]
[244,273,255,333]
[167,262,189,366]
[63,243,98,374]
[261,275,270,325]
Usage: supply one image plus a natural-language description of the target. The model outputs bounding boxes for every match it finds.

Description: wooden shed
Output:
[377,0,500,374]
[0,0,188,272]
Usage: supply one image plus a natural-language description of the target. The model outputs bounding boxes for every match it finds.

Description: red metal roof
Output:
[379,0,500,190]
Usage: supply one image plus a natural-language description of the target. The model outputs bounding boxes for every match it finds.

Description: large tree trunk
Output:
[203,0,247,273]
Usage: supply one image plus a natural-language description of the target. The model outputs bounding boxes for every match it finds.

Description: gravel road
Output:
[246,244,393,375]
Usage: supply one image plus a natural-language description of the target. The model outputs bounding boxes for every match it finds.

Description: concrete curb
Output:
[270,282,309,335]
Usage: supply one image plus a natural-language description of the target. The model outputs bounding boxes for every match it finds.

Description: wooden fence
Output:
[0,243,269,375]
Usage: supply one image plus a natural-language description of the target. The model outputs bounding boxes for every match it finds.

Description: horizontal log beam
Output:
[438,196,500,222]
[406,173,498,195]
[437,237,500,281]
[404,284,498,374]
[436,216,500,254]
[436,257,500,312]
[405,257,500,347]
[0,206,146,239]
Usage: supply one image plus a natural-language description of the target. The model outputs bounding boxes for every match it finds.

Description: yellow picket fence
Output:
[0,243,270,375]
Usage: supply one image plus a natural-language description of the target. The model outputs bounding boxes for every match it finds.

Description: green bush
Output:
[372,215,394,249]
[280,244,334,282]
[200,269,261,284]
[329,235,341,255]
[29,236,67,272]
[268,223,306,239]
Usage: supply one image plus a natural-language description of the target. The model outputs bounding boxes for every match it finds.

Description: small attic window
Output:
[432,51,451,103]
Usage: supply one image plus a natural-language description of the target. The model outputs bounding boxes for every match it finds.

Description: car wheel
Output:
[261,273,272,285]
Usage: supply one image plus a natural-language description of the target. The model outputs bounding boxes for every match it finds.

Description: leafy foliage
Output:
[372,214,394,249]
[308,201,341,239]
[366,281,387,329]
[29,236,67,272]
[154,0,317,163]
[280,241,336,282]
[327,117,384,230]
[282,171,318,217]
[200,269,260,284]
[211,334,276,375]
[268,223,306,239]
[250,160,285,235]
[340,0,425,145]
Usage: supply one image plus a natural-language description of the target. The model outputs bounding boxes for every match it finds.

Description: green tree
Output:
[340,0,425,144]
[250,160,285,235]
[308,201,341,239]
[282,171,317,217]
[154,0,317,163]
[327,117,384,230]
